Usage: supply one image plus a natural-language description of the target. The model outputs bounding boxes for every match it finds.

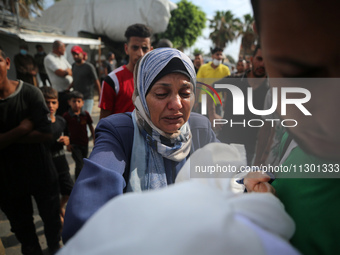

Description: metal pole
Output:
[15,0,20,30]
[97,37,102,77]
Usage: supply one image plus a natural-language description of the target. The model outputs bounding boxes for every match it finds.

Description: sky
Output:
[43,0,253,61]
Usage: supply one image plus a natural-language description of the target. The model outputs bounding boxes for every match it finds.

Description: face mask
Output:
[20,49,27,55]
[212,59,222,66]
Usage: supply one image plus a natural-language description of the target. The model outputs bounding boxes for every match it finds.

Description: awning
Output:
[0,27,101,46]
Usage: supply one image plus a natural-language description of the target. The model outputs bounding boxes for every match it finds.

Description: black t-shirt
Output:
[0,81,56,197]
[72,62,98,99]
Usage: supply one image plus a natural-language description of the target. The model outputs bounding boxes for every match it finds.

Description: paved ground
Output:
[0,95,100,255]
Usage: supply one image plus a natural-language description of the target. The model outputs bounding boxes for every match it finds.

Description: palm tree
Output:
[239,14,257,57]
[209,10,242,50]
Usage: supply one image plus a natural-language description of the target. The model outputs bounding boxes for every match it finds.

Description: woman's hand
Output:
[243,171,276,195]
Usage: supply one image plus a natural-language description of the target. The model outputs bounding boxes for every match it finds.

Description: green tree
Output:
[239,14,257,56]
[193,48,204,56]
[156,0,206,51]
[209,10,241,50]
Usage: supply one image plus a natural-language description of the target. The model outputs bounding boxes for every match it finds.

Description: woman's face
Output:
[146,73,193,134]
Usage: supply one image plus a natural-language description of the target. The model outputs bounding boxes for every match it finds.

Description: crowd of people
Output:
[1,0,339,254]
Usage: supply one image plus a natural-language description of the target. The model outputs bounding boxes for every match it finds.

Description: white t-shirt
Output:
[44,53,73,92]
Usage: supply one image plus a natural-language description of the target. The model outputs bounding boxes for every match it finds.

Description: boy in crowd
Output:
[63,91,95,180]
[41,87,74,223]
[0,46,61,254]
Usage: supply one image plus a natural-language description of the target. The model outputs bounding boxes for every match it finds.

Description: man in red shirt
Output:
[99,24,152,119]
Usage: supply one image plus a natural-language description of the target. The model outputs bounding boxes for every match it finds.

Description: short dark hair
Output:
[211,47,223,55]
[19,44,29,50]
[155,39,173,48]
[194,53,202,57]
[253,44,261,57]
[124,24,151,43]
[69,91,84,100]
[106,52,114,59]
[35,44,43,50]
[40,86,58,99]
[0,46,6,58]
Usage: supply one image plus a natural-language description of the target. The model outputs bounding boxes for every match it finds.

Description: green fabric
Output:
[273,132,340,255]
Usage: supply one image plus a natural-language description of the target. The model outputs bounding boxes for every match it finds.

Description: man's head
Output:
[124,24,152,68]
[52,40,66,56]
[35,44,44,53]
[236,59,246,73]
[155,39,173,48]
[68,91,84,113]
[107,52,115,61]
[211,47,224,67]
[71,45,84,64]
[193,53,204,70]
[19,44,29,56]
[251,0,340,160]
[250,45,265,78]
[41,87,59,115]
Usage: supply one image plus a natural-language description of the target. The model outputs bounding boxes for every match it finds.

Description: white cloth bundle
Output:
[58,143,299,255]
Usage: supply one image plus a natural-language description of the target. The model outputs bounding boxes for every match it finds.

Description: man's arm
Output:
[89,63,101,95]
[0,119,33,150]
[55,68,72,77]
[95,79,101,95]
[67,82,74,91]
[17,130,53,144]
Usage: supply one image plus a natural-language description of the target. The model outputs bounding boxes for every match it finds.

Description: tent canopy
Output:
[36,0,177,42]
[0,27,101,46]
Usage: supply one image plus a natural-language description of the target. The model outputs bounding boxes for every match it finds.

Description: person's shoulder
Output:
[83,110,92,118]
[84,62,95,68]
[21,82,42,95]
[111,66,125,74]
[188,112,211,129]
[44,53,53,59]
[44,53,54,62]
[107,66,125,79]
[220,64,230,71]
[100,113,133,128]
[63,111,71,119]
[97,113,134,135]
[200,62,211,70]
[55,115,66,124]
